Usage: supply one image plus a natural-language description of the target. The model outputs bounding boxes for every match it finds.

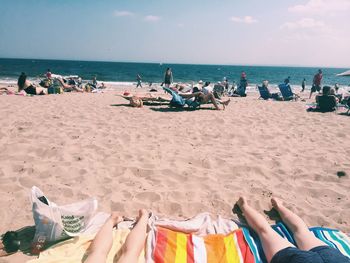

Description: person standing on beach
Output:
[163,68,173,87]
[301,78,306,92]
[284,76,291,85]
[236,71,248,97]
[136,74,142,88]
[310,69,322,99]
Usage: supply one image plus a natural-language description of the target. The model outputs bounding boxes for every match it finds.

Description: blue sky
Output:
[0,0,349,67]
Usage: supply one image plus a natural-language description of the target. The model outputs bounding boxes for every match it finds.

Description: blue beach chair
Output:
[258,86,271,100]
[278,84,298,101]
[163,87,200,109]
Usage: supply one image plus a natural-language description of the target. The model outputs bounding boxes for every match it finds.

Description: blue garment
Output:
[271,246,350,263]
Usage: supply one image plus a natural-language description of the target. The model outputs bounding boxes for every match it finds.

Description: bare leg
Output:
[117,209,149,263]
[309,90,313,99]
[237,197,293,263]
[180,92,200,99]
[271,198,326,251]
[85,212,123,263]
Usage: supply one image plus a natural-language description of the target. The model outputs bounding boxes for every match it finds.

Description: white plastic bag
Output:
[30,186,98,253]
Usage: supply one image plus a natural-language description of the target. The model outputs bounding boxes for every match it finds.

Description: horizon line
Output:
[0,56,349,70]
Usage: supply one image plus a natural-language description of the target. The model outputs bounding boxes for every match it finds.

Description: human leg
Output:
[198,93,221,110]
[85,212,123,263]
[237,197,294,262]
[271,198,326,251]
[117,209,149,263]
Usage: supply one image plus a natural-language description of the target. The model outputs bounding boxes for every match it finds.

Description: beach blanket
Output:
[151,227,254,263]
[27,213,350,263]
[146,213,242,262]
[243,222,350,263]
[27,228,145,263]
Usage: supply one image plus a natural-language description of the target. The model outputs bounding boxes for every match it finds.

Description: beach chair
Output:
[163,87,200,109]
[278,84,298,101]
[257,86,271,100]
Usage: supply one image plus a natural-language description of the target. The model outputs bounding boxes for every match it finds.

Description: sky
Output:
[0,0,349,67]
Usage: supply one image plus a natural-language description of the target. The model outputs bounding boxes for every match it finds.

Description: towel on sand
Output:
[243,222,350,263]
[27,228,145,263]
[146,212,243,262]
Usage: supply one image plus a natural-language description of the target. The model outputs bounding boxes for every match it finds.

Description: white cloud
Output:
[280,18,325,30]
[230,16,258,24]
[177,23,184,28]
[288,0,350,15]
[113,10,134,17]
[145,15,161,22]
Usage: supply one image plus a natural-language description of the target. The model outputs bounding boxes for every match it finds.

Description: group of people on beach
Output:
[13,70,106,96]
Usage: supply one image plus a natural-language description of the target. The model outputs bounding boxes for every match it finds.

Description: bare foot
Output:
[223,99,231,106]
[110,212,124,226]
[237,196,248,211]
[138,209,149,221]
[271,197,282,211]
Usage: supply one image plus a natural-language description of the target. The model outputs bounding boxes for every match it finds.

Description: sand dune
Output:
[0,87,349,262]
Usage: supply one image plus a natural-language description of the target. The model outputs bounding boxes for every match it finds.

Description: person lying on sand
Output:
[120,93,171,107]
[191,91,231,110]
[17,72,47,95]
[84,209,149,263]
[236,197,350,263]
[0,87,14,95]
[53,78,84,92]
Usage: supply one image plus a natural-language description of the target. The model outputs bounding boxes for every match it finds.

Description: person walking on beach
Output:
[163,68,173,87]
[136,74,142,88]
[236,197,350,263]
[310,69,322,99]
[301,78,306,92]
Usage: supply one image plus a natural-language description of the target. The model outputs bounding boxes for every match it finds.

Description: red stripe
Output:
[236,229,255,263]
[154,227,168,263]
[186,233,194,263]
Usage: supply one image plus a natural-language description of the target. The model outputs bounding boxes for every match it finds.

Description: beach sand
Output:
[0,85,349,262]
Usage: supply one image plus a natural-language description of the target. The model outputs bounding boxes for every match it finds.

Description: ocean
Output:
[0,58,349,88]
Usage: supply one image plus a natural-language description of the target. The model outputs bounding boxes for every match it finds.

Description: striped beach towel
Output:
[153,227,255,263]
[243,222,350,263]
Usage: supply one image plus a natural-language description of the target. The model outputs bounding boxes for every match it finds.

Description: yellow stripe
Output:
[224,233,239,263]
[175,232,187,263]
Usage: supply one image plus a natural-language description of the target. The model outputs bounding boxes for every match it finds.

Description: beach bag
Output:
[30,186,98,254]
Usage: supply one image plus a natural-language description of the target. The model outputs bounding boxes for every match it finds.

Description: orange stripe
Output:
[187,234,194,263]
[163,229,178,263]
[154,227,168,263]
[204,234,227,263]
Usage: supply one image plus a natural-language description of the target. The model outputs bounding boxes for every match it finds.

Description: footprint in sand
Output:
[135,192,161,202]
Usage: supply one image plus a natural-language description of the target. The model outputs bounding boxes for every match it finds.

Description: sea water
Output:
[0,58,349,89]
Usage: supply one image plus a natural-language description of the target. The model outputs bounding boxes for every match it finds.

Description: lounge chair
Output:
[257,86,271,100]
[119,95,170,105]
[278,84,298,101]
[163,87,200,109]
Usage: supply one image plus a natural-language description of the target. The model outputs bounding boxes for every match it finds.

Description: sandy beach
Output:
[0,85,349,262]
